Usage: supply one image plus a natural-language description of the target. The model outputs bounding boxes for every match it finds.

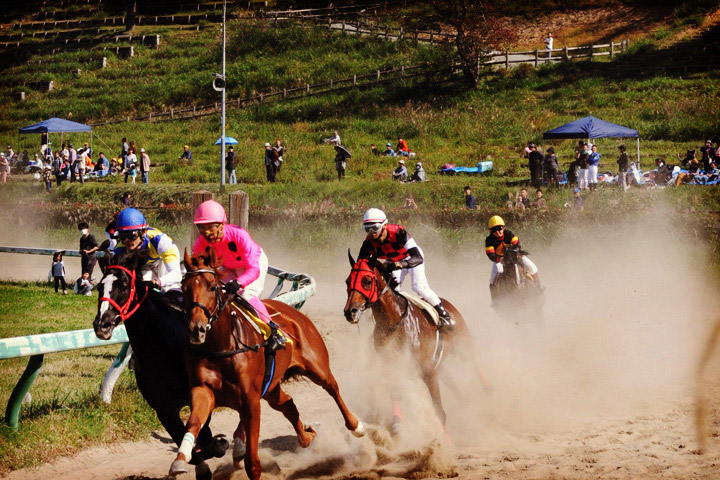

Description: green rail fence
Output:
[0,245,316,430]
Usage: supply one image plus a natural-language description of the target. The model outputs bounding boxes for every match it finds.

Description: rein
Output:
[99,265,148,322]
[348,260,407,328]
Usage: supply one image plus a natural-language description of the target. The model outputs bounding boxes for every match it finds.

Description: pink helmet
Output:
[193,200,227,224]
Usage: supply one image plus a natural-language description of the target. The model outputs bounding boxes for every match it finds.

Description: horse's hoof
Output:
[195,461,212,480]
[351,420,366,438]
[390,421,402,435]
[169,459,188,476]
[207,434,229,459]
[298,424,317,448]
[233,439,246,469]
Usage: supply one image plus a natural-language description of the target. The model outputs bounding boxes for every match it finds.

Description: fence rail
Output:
[0,245,316,430]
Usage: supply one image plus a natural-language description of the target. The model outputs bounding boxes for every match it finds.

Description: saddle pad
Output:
[398,291,439,326]
[231,301,292,345]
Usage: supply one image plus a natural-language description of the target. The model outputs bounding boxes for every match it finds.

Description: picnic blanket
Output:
[439,161,493,175]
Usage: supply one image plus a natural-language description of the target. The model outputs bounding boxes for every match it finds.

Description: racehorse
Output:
[93,251,227,480]
[492,244,544,321]
[344,252,490,435]
[171,249,365,480]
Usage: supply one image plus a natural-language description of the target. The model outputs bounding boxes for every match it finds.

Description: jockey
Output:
[358,208,455,333]
[113,207,182,296]
[192,199,285,352]
[485,215,544,303]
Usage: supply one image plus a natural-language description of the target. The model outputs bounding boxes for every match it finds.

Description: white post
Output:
[636,137,640,169]
[220,0,227,190]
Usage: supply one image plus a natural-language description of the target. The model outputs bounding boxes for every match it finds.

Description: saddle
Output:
[398,291,439,327]
[230,296,292,346]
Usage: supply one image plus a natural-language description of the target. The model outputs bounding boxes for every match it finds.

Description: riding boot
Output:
[265,321,286,353]
[434,302,455,333]
[489,283,499,307]
[532,274,546,293]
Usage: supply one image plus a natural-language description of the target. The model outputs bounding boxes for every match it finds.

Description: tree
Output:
[431,1,517,87]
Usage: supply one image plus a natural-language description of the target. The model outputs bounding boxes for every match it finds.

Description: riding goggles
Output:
[119,230,142,242]
[491,226,504,233]
[364,223,383,234]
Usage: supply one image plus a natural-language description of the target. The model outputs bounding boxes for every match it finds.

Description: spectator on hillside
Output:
[392,159,408,182]
[324,130,341,146]
[370,144,380,156]
[464,185,477,209]
[543,147,559,188]
[568,188,584,211]
[409,161,426,182]
[383,143,396,156]
[77,148,87,184]
[40,133,48,150]
[139,148,150,184]
[128,141,137,156]
[68,144,78,182]
[577,142,590,190]
[653,157,672,186]
[179,145,193,165]
[512,187,531,210]
[617,144,629,192]
[120,137,129,163]
[0,153,8,184]
[226,146,236,184]
[58,157,70,184]
[125,149,137,184]
[396,136,410,157]
[681,149,696,168]
[42,164,53,193]
[264,142,278,183]
[78,222,99,279]
[701,139,716,172]
[334,145,350,181]
[273,139,285,171]
[587,144,600,191]
[83,142,93,160]
[531,188,547,209]
[121,192,132,207]
[544,32,554,59]
[60,143,69,160]
[95,152,109,174]
[6,146,15,163]
[128,162,137,184]
[526,142,544,188]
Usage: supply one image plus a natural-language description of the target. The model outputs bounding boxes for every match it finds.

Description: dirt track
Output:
[6,215,720,479]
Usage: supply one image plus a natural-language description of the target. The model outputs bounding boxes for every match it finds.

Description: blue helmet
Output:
[116,208,147,231]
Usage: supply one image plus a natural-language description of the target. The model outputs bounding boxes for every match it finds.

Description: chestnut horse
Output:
[344,253,490,434]
[93,251,227,480]
[170,250,365,480]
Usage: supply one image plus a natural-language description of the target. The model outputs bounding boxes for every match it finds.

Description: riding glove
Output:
[224,280,242,295]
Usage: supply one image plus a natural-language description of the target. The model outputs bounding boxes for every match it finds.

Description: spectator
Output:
[392,159,408,182]
[6,145,15,163]
[49,251,68,294]
[577,143,590,190]
[83,142,93,160]
[0,153,8,184]
[568,188,584,211]
[324,130,342,146]
[587,144,600,191]
[73,272,94,296]
[78,222,99,279]
[527,142,544,188]
[121,193,132,206]
[273,139,285,171]
[40,132,48,150]
[139,148,150,184]
[383,143,396,156]
[128,162,137,184]
[77,147,87,184]
[531,188,547,209]
[264,142,278,183]
[58,157,70,183]
[701,139,716,172]
[42,164,53,193]
[125,148,137,183]
[334,145,350,181]
[120,137,129,163]
[403,195,418,209]
[543,147,559,188]
[464,185,477,209]
[544,32,554,59]
[410,161,426,182]
[681,149,696,168]
[60,143,69,160]
[68,144,78,182]
[226,146,237,184]
[95,152,109,174]
[514,188,531,210]
[654,157,672,186]
[128,141,137,156]
[396,136,410,157]
[179,145,193,165]
[617,144,629,192]
[370,144,380,156]
[52,151,62,185]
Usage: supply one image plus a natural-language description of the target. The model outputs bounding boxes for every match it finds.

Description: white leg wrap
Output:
[178,432,195,460]
[352,420,366,437]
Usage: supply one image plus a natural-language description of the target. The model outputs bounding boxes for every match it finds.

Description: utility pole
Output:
[219,0,227,192]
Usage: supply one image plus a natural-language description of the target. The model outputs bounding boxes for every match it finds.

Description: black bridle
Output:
[183,268,233,331]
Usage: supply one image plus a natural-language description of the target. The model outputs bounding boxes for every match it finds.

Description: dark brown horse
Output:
[344,253,490,434]
[170,250,365,480]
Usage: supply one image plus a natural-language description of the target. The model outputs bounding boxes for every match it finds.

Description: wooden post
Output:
[170,108,174,119]
[228,191,249,230]
[101,56,107,68]
[329,79,333,90]
[16,91,25,101]
[401,66,404,76]
[610,41,614,58]
[377,69,380,81]
[590,44,595,60]
[534,49,539,67]
[353,75,356,86]
[283,88,287,98]
[306,83,310,93]
[564,45,569,59]
[505,50,509,70]
[191,191,214,246]
[399,26,403,40]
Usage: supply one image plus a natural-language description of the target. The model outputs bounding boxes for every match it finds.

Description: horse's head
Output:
[502,244,526,268]
[182,248,223,344]
[94,251,147,340]
[344,250,388,324]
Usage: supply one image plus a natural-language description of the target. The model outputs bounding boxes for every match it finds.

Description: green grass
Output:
[0,283,159,473]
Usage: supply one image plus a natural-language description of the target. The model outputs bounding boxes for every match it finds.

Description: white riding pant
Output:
[391,247,441,306]
[588,165,598,184]
[489,256,538,285]
[578,168,588,189]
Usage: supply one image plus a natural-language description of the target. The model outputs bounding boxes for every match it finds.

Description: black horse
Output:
[93,251,227,480]
[492,244,544,322]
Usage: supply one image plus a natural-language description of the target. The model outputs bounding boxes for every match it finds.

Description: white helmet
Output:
[363,208,387,231]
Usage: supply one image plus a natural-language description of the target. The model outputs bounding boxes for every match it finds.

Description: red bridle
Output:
[99,265,148,322]
[346,259,379,304]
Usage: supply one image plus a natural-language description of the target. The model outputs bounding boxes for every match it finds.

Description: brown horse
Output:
[170,249,365,480]
[344,252,490,434]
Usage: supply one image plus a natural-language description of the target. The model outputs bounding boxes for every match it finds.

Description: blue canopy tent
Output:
[543,115,640,166]
[18,117,93,157]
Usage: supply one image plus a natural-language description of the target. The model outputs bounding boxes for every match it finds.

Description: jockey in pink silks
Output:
[192,199,284,351]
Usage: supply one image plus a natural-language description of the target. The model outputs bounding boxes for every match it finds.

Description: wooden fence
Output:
[0,34,161,56]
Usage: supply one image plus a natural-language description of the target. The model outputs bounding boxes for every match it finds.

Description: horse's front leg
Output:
[242,395,263,480]
[232,419,246,469]
[169,386,216,476]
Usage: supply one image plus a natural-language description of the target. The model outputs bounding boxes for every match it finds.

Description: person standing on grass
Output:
[52,151,62,186]
[334,145,350,181]
[464,185,477,209]
[617,144,629,192]
[68,144,78,182]
[544,32,554,59]
[79,222,99,279]
[50,251,68,295]
[139,148,150,184]
[273,139,285,171]
[527,142,544,189]
[577,142,589,190]
[264,142,278,183]
[587,144,600,191]
[42,164,53,193]
[0,153,8,184]
[226,146,237,184]
[543,147,559,188]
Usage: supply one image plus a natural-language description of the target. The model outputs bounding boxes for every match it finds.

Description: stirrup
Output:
[265,329,286,353]
[438,316,455,333]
